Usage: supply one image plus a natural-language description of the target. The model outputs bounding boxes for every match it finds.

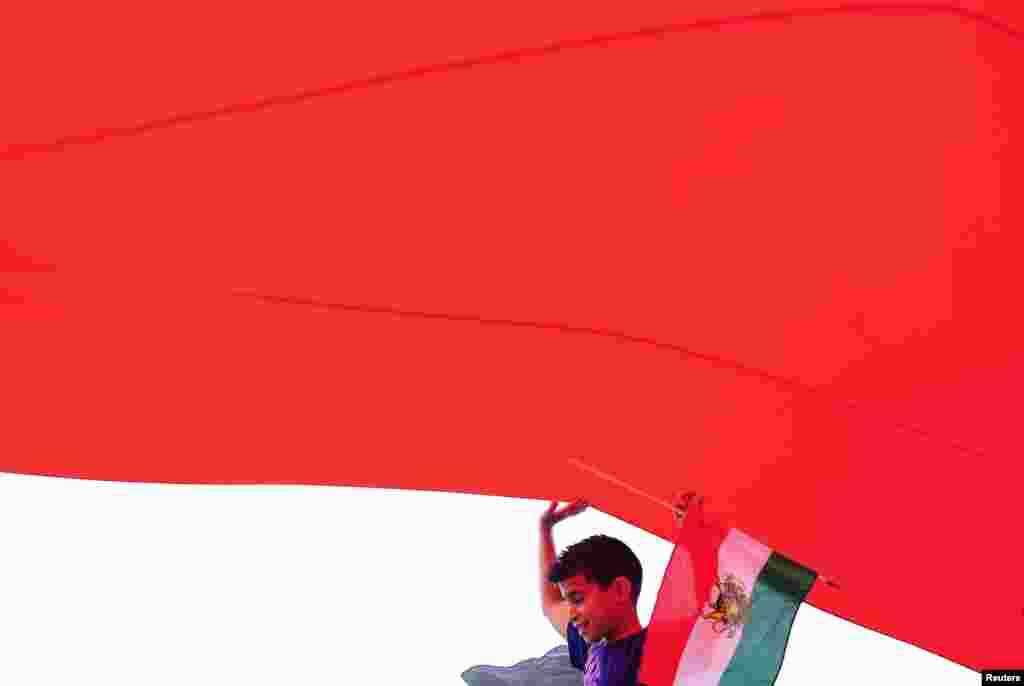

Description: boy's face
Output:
[558,573,627,643]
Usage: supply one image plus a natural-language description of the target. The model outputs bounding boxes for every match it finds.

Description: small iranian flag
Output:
[637,500,817,686]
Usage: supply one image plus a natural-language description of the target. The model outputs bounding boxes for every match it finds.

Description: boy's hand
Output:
[540,499,588,529]
[672,490,705,528]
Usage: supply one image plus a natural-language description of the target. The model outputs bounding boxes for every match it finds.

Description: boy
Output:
[538,492,701,686]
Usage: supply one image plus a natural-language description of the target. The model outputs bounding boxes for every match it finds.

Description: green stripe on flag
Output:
[718,551,817,686]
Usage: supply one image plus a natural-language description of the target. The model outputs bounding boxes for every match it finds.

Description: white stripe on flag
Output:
[672,529,773,686]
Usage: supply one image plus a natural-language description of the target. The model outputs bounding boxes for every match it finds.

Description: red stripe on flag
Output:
[638,501,727,686]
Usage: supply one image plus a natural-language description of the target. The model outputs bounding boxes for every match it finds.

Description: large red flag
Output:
[3,2,1022,672]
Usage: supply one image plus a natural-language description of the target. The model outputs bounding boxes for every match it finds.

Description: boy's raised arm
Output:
[538,499,588,639]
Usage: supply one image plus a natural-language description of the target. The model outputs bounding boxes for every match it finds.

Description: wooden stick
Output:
[567,457,679,513]
[566,456,840,590]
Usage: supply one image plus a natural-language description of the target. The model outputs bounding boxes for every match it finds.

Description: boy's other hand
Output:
[672,490,705,528]
[540,499,588,529]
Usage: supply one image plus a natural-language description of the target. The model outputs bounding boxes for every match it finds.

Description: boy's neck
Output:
[606,611,644,643]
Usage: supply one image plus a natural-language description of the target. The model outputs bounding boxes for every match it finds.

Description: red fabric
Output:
[638,503,726,686]
[3,2,1021,672]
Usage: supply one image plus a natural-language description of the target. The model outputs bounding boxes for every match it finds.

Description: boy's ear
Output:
[613,576,632,602]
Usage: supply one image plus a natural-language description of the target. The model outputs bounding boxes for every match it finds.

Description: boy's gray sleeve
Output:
[461,645,584,686]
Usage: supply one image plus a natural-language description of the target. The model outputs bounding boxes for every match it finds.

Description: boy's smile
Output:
[559,573,613,643]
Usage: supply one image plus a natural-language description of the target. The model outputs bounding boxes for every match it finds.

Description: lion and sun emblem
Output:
[702,573,753,638]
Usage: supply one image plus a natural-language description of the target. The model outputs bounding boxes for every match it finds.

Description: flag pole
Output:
[568,457,678,512]
[567,456,840,590]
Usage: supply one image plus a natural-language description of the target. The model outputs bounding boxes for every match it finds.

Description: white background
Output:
[0,474,978,685]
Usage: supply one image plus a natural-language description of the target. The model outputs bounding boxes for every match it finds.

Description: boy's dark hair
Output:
[547,534,643,605]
